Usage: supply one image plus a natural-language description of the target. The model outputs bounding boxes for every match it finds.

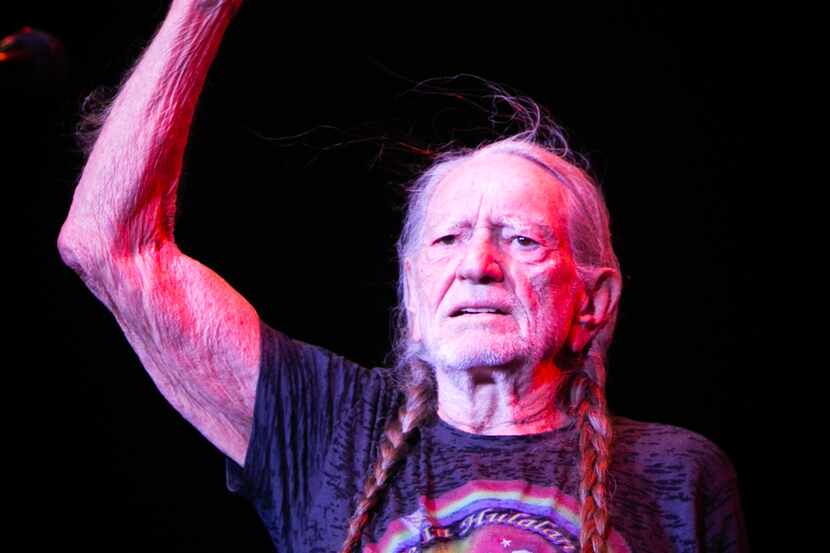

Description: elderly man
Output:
[57,1,749,552]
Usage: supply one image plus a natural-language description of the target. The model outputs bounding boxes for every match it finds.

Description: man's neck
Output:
[434,358,571,435]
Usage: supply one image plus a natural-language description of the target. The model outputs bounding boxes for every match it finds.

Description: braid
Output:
[339,360,436,553]
[566,353,615,553]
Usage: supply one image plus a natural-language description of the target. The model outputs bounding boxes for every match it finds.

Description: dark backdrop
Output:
[6,2,776,551]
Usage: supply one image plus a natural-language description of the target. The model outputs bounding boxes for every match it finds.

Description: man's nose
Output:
[456,235,504,284]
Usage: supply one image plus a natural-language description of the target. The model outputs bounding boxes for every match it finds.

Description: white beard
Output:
[423,333,535,374]
[419,313,562,377]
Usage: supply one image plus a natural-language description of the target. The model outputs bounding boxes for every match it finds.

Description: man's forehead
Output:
[423,151,569,230]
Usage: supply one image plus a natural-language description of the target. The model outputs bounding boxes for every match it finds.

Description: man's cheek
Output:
[422,248,455,265]
[528,271,557,299]
[417,261,446,287]
[531,264,575,296]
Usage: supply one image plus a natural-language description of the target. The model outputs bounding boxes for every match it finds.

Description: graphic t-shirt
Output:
[224,319,749,552]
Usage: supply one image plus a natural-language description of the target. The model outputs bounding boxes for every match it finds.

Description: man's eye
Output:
[434,235,457,245]
[513,236,538,247]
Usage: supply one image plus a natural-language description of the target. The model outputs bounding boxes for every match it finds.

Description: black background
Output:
[6,2,779,551]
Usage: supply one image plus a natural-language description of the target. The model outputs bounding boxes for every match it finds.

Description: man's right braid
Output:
[338,361,436,553]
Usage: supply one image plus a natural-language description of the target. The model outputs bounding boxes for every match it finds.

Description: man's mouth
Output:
[450,307,508,317]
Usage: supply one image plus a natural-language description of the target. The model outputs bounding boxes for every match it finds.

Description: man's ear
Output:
[403,259,422,342]
[566,267,622,354]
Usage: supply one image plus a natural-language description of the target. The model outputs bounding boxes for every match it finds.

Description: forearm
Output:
[58,0,239,265]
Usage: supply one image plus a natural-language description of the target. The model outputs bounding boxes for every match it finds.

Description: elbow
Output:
[56,223,100,276]
[56,227,117,305]
[57,234,90,277]
[57,225,81,269]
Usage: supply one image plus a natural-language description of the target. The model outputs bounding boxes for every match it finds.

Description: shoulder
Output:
[607,418,749,552]
[609,415,737,482]
[261,319,392,382]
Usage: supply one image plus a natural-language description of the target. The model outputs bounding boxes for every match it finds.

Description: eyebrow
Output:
[495,217,559,243]
[430,217,560,244]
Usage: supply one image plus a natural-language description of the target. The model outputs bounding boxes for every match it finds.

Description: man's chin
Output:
[429,340,530,373]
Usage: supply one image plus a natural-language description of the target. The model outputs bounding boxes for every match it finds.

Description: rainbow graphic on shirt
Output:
[363,480,632,553]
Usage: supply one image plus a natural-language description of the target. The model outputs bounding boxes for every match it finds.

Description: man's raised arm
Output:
[57,0,258,467]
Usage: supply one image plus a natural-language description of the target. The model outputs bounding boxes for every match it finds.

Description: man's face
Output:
[405,151,584,374]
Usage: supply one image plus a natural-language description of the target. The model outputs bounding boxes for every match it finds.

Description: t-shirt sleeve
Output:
[612,418,751,553]
[698,443,751,553]
[223,317,391,531]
